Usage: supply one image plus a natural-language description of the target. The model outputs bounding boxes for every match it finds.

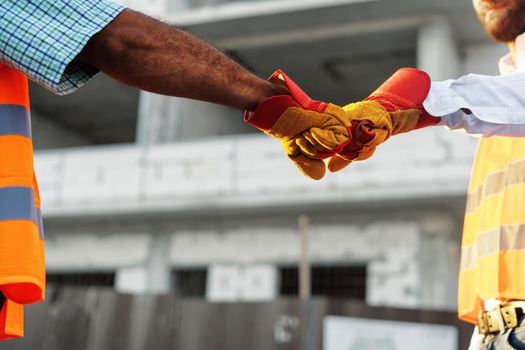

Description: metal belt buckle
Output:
[496,306,506,335]
[477,310,488,335]
[501,304,521,330]
[483,306,508,334]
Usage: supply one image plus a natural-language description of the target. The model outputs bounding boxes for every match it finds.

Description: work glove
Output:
[245,70,351,180]
[327,68,441,172]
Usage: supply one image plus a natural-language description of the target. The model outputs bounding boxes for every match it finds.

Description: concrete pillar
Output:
[417,211,460,310]
[136,91,254,145]
[417,21,462,309]
[417,17,461,81]
[112,0,185,16]
[115,234,172,294]
[144,234,172,293]
[167,0,191,11]
[136,92,183,145]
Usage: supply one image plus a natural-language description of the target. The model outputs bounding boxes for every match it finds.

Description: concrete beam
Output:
[214,15,434,50]
[166,0,378,26]
[35,127,476,220]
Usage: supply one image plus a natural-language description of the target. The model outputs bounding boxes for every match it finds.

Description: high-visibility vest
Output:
[0,64,46,340]
[458,136,525,324]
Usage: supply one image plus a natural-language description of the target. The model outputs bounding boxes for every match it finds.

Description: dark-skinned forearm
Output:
[78,9,286,111]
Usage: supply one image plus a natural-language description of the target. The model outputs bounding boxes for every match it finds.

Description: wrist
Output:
[267,81,291,98]
[246,81,290,112]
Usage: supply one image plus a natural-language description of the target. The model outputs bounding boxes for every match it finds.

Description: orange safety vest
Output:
[0,64,46,340]
[458,136,525,324]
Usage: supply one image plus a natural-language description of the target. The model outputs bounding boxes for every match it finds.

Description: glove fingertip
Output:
[327,156,352,173]
[289,154,326,180]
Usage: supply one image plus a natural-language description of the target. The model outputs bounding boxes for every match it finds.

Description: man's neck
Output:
[508,40,517,62]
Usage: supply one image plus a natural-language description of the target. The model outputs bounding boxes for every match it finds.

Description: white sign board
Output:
[323,316,457,350]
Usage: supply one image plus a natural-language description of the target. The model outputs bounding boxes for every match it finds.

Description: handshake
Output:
[245,68,441,180]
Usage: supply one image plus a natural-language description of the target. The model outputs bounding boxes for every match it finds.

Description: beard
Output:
[481,6,525,42]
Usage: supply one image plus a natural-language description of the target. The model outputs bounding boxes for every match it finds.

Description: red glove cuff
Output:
[244,95,301,131]
[366,68,441,129]
[244,70,328,131]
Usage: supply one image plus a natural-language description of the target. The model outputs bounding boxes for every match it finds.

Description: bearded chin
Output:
[485,11,525,42]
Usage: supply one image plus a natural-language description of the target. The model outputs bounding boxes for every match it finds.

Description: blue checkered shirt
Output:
[0,0,124,95]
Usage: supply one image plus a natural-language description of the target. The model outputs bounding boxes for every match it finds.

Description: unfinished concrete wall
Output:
[44,204,462,310]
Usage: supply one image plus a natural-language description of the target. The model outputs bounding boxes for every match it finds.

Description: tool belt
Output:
[477,302,525,335]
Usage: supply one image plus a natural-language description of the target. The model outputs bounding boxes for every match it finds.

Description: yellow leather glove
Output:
[326,101,421,172]
[245,70,351,180]
[327,68,440,172]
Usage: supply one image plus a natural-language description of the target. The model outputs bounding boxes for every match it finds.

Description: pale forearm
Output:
[78,9,285,111]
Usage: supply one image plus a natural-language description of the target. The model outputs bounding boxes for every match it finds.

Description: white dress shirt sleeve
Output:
[423,72,525,136]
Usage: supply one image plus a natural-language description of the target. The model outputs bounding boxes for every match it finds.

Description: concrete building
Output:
[31,0,507,311]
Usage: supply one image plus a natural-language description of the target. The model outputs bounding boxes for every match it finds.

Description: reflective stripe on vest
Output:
[0,187,43,240]
[0,64,45,339]
[460,225,525,271]
[0,105,31,137]
[458,136,525,325]
[465,159,525,215]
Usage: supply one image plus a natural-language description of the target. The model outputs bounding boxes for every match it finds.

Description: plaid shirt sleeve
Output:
[0,0,125,95]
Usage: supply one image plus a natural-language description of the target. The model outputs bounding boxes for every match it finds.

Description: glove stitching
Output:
[370,92,420,110]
